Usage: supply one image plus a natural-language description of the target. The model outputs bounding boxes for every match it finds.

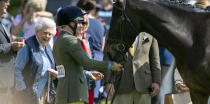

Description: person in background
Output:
[11,0,53,40]
[46,0,79,15]
[0,0,24,103]
[105,33,161,104]
[98,0,113,30]
[152,46,174,104]
[0,12,13,35]
[163,63,191,104]
[76,8,104,104]
[15,17,56,104]
[195,0,210,8]
[77,0,106,103]
[53,6,122,104]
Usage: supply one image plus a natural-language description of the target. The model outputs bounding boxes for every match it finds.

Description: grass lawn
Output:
[98,99,111,104]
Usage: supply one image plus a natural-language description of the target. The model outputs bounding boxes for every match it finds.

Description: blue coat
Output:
[15,35,56,99]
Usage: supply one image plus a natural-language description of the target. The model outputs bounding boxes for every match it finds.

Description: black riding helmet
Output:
[56,6,86,35]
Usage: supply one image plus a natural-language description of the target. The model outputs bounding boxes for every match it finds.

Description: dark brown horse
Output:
[105,0,210,103]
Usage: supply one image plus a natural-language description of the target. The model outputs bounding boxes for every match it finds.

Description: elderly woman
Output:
[15,17,56,104]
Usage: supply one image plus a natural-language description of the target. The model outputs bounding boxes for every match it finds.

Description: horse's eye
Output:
[117,44,125,51]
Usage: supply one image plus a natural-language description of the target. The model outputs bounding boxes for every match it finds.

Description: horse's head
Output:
[104,1,139,64]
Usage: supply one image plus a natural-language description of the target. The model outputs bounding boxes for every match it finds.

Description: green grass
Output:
[8,0,22,16]
[99,99,111,104]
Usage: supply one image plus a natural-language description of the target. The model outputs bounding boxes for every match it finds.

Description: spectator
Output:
[0,0,24,103]
[46,0,79,15]
[105,33,161,104]
[15,17,56,104]
[11,0,53,40]
[164,63,210,104]
[98,0,113,30]
[77,0,106,103]
[169,67,191,104]
[76,9,103,104]
[0,12,13,35]
[152,46,174,104]
[54,6,122,104]
[170,0,196,5]
[164,64,191,104]
[195,0,210,8]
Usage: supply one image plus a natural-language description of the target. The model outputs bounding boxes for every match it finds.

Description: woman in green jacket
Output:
[53,6,122,104]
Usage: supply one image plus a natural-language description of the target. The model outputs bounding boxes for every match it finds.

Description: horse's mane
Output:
[156,1,210,12]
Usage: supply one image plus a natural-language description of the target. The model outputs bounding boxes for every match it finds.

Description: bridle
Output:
[107,0,138,55]
[105,0,139,104]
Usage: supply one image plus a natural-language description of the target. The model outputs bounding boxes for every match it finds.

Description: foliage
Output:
[8,0,22,16]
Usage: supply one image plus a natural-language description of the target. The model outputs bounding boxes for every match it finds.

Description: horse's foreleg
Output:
[190,90,209,104]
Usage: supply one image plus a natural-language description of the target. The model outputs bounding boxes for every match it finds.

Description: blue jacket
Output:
[159,46,174,66]
[15,35,56,99]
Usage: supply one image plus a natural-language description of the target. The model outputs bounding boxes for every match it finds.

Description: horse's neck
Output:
[127,0,195,59]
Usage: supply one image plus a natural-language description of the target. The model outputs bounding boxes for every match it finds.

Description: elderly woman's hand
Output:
[90,72,104,81]
[48,69,58,79]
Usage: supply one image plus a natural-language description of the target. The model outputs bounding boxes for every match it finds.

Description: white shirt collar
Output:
[35,36,45,51]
